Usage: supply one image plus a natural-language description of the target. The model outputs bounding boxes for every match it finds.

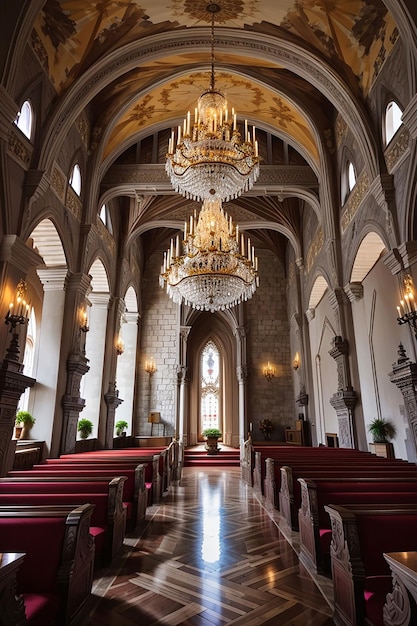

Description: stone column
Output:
[389,344,417,462]
[104,382,123,449]
[329,335,357,448]
[237,365,248,445]
[177,365,188,446]
[0,354,35,476]
[60,273,91,455]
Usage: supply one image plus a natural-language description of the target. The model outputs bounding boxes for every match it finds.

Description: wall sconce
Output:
[145,357,157,375]
[116,334,125,356]
[293,352,300,370]
[79,307,89,333]
[397,273,417,339]
[263,361,275,381]
[4,279,31,361]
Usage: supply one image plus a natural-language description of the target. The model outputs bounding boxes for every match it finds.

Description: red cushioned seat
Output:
[364,575,393,626]
[23,593,61,626]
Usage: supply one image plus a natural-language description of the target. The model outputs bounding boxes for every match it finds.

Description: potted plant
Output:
[368,418,396,443]
[202,427,222,454]
[77,418,93,439]
[15,410,35,439]
[115,420,128,437]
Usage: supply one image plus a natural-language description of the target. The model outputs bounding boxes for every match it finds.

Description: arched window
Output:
[14,100,33,140]
[18,308,36,412]
[348,161,356,191]
[200,340,221,436]
[99,203,113,235]
[69,163,82,196]
[385,100,403,145]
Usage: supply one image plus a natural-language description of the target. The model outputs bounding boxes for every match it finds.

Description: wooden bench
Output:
[0,503,95,626]
[279,464,417,532]
[325,504,417,626]
[8,465,146,530]
[0,476,126,565]
[298,477,417,575]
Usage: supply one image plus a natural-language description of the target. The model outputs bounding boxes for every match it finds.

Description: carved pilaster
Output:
[0,358,35,476]
[176,365,188,384]
[61,353,90,455]
[104,382,124,449]
[389,344,417,459]
[329,336,356,448]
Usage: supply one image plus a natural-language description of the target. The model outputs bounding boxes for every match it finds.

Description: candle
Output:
[184,221,187,239]
[176,235,180,258]
[397,305,402,317]
[241,234,245,257]
[247,238,251,261]
[249,422,253,432]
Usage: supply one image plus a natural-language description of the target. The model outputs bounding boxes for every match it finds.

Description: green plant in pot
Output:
[77,418,93,439]
[15,411,35,439]
[368,418,396,443]
[115,420,128,437]
[202,428,222,454]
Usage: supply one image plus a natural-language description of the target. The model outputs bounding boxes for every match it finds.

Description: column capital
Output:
[0,235,43,274]
[37,267,68,290]
[344,282,364,303]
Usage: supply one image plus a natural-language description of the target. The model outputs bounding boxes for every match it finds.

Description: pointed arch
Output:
[350,232,387,283]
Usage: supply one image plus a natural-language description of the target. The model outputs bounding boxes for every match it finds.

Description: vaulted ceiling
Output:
[31,0,399,266]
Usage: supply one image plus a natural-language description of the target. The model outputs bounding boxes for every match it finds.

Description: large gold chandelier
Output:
[159,199,258,312]
[161,3,259,312]
[165,4,259,202]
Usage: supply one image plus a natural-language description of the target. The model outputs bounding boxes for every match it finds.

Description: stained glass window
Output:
[200,341,220,434]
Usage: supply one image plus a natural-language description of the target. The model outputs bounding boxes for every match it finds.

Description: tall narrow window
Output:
[14,100,33,140]
[348,161,356,191]
[99,203,113,234]
[69,163,82,196]
[200,341,221,436]
[385,100,403,145]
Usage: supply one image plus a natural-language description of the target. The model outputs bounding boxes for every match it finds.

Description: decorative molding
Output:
[76,112,90,149]
[306,227,323,274]
[401,92,417,140]
[305,308,315,323]
[51,163,66,202]
[7,127,33,169]
[384,125,410,173]
[65,187,82,220]
[24,169,50,201]
[344,282,364,303]
[340,171,370,234]
[335,114,348,147]
[97,218,116,257]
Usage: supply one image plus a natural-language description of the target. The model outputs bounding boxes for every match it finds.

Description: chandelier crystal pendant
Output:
[161,3,259,312]
[159,199,259,312]
[165,4,259,203]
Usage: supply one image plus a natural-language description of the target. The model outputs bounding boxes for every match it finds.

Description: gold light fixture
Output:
[293,352,300,370]
[165,4,259,203]
[79,307,89,333]
[397,273,417,339]
[159,198,258,311]
[116,334,125,356]
[263,362,275,381]
[4,279,31,361]
[160,3,259,312]
[145,357,157,375]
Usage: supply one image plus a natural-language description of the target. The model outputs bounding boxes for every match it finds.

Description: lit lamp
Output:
[161,3,259,312]
[293,352,300,370]
[79,307,89,333]
[145,358,157,375]
[4,279,31,361]
[397,273,417,339]
[263,362,275,381]
[116,334,125,356]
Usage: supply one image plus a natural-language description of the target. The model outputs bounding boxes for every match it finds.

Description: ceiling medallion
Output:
[162,3,259,312]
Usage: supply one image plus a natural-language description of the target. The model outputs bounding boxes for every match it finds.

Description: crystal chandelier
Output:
[165,3,259,203]
[161,3,259,312]
[159,199,258,312]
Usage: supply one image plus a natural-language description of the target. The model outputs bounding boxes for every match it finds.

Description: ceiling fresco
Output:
[32,0,397,96]
[103,69,318,163]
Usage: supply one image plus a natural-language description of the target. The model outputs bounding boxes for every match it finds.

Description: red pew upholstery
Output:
[0,504,94,626]
[325,504,417,626]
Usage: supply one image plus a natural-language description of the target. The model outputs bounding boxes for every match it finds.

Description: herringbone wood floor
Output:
[83,467,335,625]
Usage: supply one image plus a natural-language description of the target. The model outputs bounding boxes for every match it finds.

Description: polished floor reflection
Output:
[85,468,335,625]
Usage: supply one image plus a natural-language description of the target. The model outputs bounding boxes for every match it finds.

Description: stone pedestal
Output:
[61,353,89,454]
[0,358,35,476]
[104,382,123,449]
[389,344,417,461]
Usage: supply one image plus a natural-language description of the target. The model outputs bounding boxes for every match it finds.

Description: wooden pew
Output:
[279,463,417,532]
[325,504,417,626]
[298,477,417,575]
[7,466,145,529]
[0,475,126,565]
[0,503,95,626]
